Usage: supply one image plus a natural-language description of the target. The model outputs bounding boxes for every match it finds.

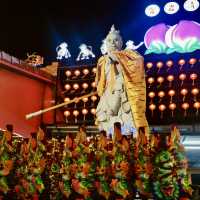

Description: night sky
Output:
[0,0,200,64]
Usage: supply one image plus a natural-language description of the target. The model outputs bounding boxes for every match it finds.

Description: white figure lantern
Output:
[76,44,95,61]
[56,42,71,60]
[125,40,144,50]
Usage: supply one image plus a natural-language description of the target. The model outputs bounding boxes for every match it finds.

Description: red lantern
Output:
[169,103,176,118]
[181,103,189,117]
[83,68,89,75]
[158,91,165,102]
[73,110,79,123]
[156,62,163,73]
[189,58,197,68]
[65,70,72,78]
[167,75,174,87]
[178,59,185,70]
[91,95,97,105]
[64,97,70,108]
[146,62,153,72]
[168,90,175,103]
[64,84,71,91]
[157,76,164,86]
[149,104,156,117]
[180,88,188,102]
[166,60,173,71]
[147,77,155,88]
[190,73,198,86]
[82,108,88,121]
[191,88,199,101]
[193,102,200,116]
[179,73,186,87]
[64,110,70,123]
[159,104,166,119]
[148,92,155,103]
[82,97,88,107]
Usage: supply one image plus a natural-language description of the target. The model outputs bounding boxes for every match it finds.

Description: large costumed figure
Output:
[95,25,148,136]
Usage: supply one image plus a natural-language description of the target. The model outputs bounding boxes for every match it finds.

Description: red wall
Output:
[0,66,56,137]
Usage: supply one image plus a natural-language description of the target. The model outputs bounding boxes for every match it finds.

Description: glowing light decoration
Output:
[148,77,155,88]
[159,104,166,119]
[193,102,200,116]
[64,84,71,91]
[91,81,96,89]
[82,108,88,121]
[182,103,189,117]
[156,61,163,73]
[76,44,95,61]
[157,76,164,87]
[167,75,174,87]
[189,58,197,67]
[145,4,160,17]
[184,0,200,11]
[164,2,180,14]
[125,40,144,50]
[64,110,70,123]
[65,70,72,78]
[92,67,97,74]
[83,68,89,76]
[73,110,79,123]
[168,89,175,103]
[190,73,198,85]
[91,108,96,115]
[73,83,79,90]
[178,59,186,70]
[148,92,156,103]
[149,104,156,117]
[74,70,81,77]
[181,88,188,102]
[82,83,89,92]
[146,62,153,72]
[56,42,71,60]
[169,103,176,117]
[91,95,97,105]
[179,73,187,86]
[191,88,199,101]
[82,97,88,107]
[64,97,70,108]
[100,39,107,55]
[158,91,165,102]
[166,60,173,71]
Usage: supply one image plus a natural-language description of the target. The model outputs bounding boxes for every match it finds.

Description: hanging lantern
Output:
[191,88,199,101]
[179,73,186,87]
[149,104,156,117]
[91,95,97,105]
[64,97,70,107]
[189,58,197,68]
[148,91,155,103]
[157,76,164,87]
[74,70,81,77]
[91,108,96,115]
[82,108,88,121]
[82,97,88,107]
[82,83,89,90]
[181,103,189,117]
[166,60,173,71]
[168,90,175,103]
[65,70,72,79]
[167,75,174,87]
[180,88,188,102]
[64,110,70,123]
[190,73,198,86]
[147,77,155,88]
[73,110,79,123]
[73,83,79,90]
[156,61,163,73]
[193,102,200,116]
[169,103,176,118]
[159,104,166,119]
[64,84,71,91]
[91,81,96,89]
[158,91,165,102]
[83,68,89,76]
[178,59,185,70]
[92,67,97,74]
[146,62,153,72]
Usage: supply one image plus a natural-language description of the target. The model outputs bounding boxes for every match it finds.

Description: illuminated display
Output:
[164,2,180,14]
[184,0,200,11]
[145,4,160,17]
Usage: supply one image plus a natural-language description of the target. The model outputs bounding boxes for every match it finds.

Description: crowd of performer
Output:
[0,123,193,200]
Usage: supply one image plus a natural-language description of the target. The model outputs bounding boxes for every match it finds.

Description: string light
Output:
[179,73,186,86]
[167,75,174,87]
[178,59,185,70]
[182,103,189,117]
[169,103,176,118]
[74,70,81,77]
[158,91,165,102]
[82,108,88,121]
[191,88,199,101]
[146,62,153,72]
[193,102,200,116]
[148,92,156,103]
[166,60,173,71]
[64,84,71,91]
[73,110,79,123]
[148,77,155,88]
[190,73,198,86]
[159,104,166,119]
[156,61,163,73]
[168,90,175,103]
[157,76,164,87]
[189,58,197,67]
[181,88,188,102]
[149,104,156,117]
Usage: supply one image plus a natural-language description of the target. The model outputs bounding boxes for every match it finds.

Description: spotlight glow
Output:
[145,4,160,17]
[164,2,180,14]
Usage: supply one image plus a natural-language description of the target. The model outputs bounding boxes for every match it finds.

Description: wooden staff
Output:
[26,91,98,120]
